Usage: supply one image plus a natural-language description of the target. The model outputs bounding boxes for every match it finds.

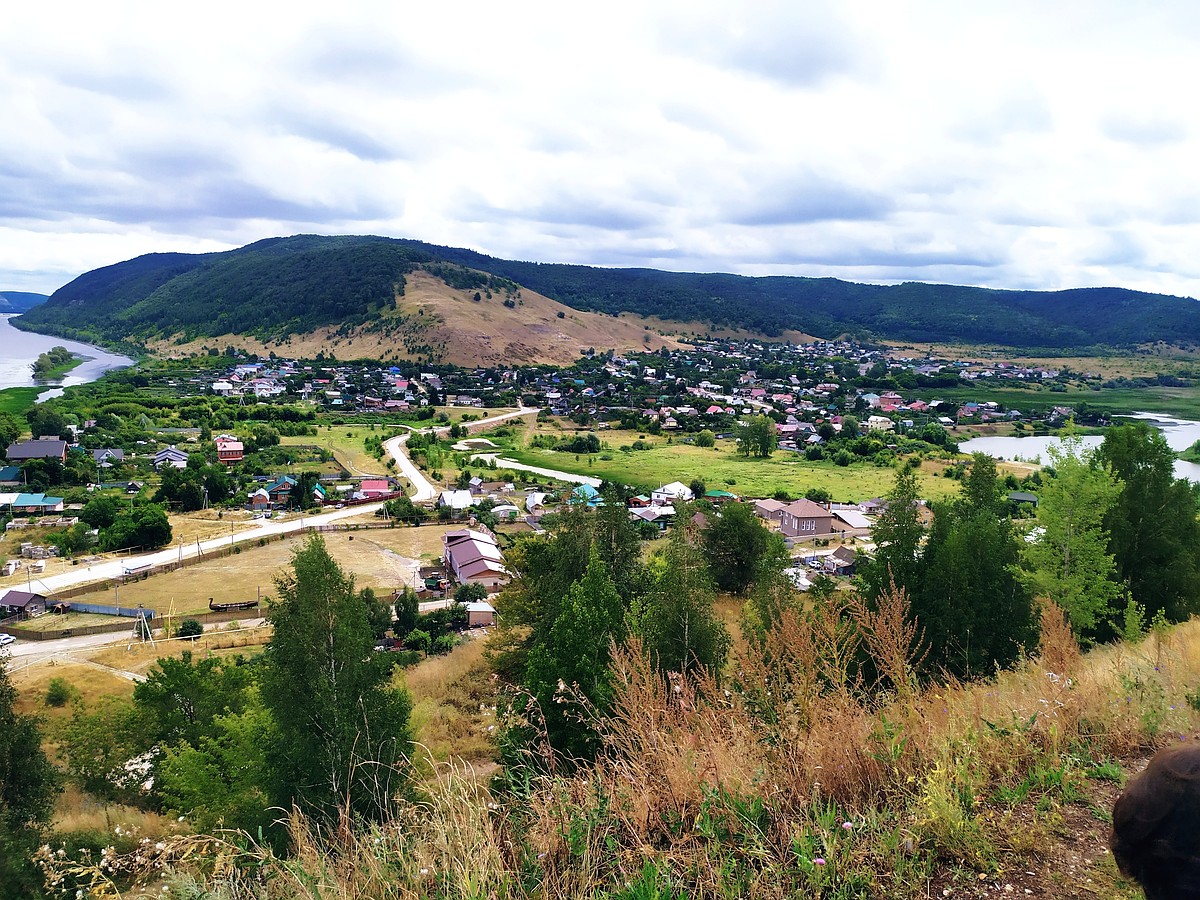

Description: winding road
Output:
[1,406,539,664]
[381,406,537,501]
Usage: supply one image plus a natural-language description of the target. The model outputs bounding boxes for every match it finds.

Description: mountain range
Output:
[0,291,48,313]
[16,235,1200,362]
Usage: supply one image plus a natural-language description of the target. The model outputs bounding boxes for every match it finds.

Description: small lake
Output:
[0,313,134,398]
[959,414,1200,483]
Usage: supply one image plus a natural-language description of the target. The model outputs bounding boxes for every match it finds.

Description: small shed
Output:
[464,600,497,628]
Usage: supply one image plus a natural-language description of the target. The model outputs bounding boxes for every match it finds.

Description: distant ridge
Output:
[0,291,49,313]
[16,234,1200,351]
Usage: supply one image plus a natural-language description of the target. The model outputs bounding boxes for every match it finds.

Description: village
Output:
[0,336,1078,642]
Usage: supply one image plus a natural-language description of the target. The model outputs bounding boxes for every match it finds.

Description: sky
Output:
[3,1,1200,300]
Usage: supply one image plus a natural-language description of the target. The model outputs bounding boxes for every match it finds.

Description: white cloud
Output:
[2,1,1200,303]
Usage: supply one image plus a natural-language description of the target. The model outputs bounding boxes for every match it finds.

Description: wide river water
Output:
[0,313,134,398]
[959,413,1200,483]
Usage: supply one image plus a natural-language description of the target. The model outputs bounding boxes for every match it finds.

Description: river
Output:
[0,313,134,398]
[959,413,1200,483]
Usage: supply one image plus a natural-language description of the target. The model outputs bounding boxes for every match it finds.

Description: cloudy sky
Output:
[3,1,1199,300]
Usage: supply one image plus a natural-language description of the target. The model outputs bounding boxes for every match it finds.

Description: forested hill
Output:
[0,290,49,312]
[17,233,1200,349]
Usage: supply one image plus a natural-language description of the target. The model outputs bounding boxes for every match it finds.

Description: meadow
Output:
[490,434,964,502]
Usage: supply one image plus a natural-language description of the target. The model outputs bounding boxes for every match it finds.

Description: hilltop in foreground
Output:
[17,234,1200,363]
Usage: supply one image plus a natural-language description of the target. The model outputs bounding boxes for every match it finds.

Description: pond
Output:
[959,414,1200,483]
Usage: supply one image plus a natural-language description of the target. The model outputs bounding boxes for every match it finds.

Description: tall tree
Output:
[261,536,413,823]
[738,415,777,458]
[858,463,925,603]
[1022,436,1123,639]
[524,550,626,759]
[914,454,1037,679]
[701,501,777,594]
[487,498,644,682]
[1097,423,1200,625]
[0,657,59,899]
[637,520,731,677]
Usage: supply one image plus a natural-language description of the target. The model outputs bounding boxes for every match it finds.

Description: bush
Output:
[177,619,204,640]
[407,629,432,653]
[431,633,457,655]
[45,677,75,707]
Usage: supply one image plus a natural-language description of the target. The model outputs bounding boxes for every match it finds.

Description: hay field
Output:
[58,526,454,617]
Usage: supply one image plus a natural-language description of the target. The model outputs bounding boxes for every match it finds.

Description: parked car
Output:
[0,633,16,647]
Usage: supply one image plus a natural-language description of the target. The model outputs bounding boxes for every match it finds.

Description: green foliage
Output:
[44,677,76,708]
[176,619,204,639]
[156,698,275,836]
[406,628,431,653]
[79,494,120,529]
[694,429,715,448]
[858,464,925,605]
[454,581,488,603]
[133,651,256,749]
[701,501,774,594]
[914,455,1037,678]
[1022,436,1123,638]
[31,345,74,377]
[489,498,643,683]
[99,504,172,551]
[262,535,413,824]
[393,586,420,638]
[0,658,60,898]
[60,698,143,804]
[1096,422,1200,629]
[636,521,731,677]
[738,415,777,458]
[524,549,626,759]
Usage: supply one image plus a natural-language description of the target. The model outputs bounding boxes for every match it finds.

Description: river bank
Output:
[0,314,135,411]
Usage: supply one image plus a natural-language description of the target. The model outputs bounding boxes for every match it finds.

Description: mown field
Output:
[486,433,963,502]
[56,524,454,617]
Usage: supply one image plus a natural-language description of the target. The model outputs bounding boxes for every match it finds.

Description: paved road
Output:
[382,407,536,503]
[3,618,269,667]
[3,503,385,603]
[468,453,602,487]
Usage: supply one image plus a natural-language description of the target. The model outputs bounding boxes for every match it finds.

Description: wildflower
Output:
[842,821,853,830]
[155,841,165,851]
[814,858,826,866]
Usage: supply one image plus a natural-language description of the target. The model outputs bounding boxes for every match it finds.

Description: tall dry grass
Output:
[39,590,1200,899]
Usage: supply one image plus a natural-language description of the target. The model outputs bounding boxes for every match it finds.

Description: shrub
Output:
[177,619,204,640]
[431,633,457,655]
[407,629,432,653]
[45,677,75,707]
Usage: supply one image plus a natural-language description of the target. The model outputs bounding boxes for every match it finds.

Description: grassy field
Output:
[88,624,270,675]
[0,385,41,416]
[58,525,453,617]
[494,437,963,502]
[397,636,498,770]
[287,424,400,476]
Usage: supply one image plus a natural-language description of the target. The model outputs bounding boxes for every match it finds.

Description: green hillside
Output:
[0,290,49,312]
[17,234,1200,349]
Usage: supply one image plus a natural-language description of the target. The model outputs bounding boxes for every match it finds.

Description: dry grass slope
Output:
[148,270,815,366]
[44,593,1198,899]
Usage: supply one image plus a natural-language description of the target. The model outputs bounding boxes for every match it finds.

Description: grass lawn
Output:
[87,625,270,675]
[496,438,962,502]
[60,524,455,617]
[286,424,402,476]
[10,661,136,722]
[0,386,42,416]
[13,611,127,633]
